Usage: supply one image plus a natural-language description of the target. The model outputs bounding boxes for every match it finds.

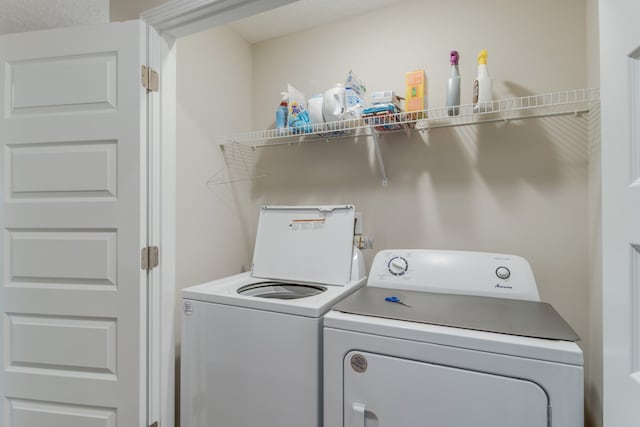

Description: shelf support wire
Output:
[208,140,266,185]
[370,131,388,187]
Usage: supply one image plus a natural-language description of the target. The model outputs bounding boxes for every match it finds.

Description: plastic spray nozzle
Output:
[280,92,289,105]
[450,50,459,66]
[477,49,488,65]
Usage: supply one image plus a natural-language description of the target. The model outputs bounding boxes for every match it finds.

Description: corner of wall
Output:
[587,0,601,88]
[585,1,603,426]
[587,100,603,427]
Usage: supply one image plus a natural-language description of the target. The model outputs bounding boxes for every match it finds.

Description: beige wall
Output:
[176,24,254,336]
[250,0,588,349]
[174,0,596,424]
[251,1,587,126]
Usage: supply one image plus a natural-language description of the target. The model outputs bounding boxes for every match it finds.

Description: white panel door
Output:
[600,0,640,425]
[0,22,148,426]
[343,351,549,427]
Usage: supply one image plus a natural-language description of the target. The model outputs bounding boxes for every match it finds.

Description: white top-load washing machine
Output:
[181,205,366,427]
[324,249,583,427]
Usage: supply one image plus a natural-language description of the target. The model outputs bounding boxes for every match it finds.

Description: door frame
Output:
[140,1,297,426]
[598,0,640,425]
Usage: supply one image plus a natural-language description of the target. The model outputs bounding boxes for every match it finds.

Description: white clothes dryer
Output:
[323,249,583,427]
[181,205,366,427]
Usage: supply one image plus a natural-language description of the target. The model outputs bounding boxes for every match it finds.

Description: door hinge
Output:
[141,246,159,271]
[149,422,159,427]
[141,65,159,92]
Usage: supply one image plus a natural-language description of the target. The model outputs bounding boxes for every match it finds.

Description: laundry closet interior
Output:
[169,0,599,423]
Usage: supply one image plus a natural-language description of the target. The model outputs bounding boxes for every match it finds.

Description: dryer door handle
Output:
[352,402,366,426]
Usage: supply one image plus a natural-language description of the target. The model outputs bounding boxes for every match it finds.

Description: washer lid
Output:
[252,205,355,286]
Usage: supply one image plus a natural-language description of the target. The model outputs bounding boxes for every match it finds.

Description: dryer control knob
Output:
[496,266,511,280]
[388,257,408,276]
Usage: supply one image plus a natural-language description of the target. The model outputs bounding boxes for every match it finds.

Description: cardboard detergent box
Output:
[405,70,427,118]
[370,90,404,110]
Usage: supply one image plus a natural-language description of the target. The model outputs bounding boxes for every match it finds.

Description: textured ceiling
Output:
[0,0,108,35]
[0,0,403,43]
[0,0,405,41]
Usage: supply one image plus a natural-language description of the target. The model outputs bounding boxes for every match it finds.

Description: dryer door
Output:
[344,351,549,427]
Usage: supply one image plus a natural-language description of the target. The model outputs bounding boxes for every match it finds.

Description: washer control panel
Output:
[368,249,540,302]
[388,256,409,276]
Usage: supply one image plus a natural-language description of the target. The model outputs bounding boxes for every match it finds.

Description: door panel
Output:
[7,52,117,115]
[7,398,116,427]
[6,314,117,375]
[344,351,548,427]
[8,230,117,285]
[0,21,147,426]
[600,0,640,424]
[7,141,118,198]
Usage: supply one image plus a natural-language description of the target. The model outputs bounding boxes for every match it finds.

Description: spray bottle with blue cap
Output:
[275,92,288,134]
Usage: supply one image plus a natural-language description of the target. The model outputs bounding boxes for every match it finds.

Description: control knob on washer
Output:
[388,257,408,276]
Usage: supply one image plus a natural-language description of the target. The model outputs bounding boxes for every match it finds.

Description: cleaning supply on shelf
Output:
[362,103,402,132]
[405,69,427,118]
[370,90,403,110]
[344,70,367,119]
[276,92,288,131]
[323,83,346,124]
[473,49,493,113]
[287,83,311,133]
[345,70,366,97]
[363,90,405,132]
[307,93,324,125]
[447,51,461,116]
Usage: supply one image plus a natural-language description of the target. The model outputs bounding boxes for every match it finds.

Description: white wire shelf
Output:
[217,88,600,149]
[214,88,599,187]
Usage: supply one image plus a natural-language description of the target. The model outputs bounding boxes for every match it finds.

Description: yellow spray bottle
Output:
[473,49,493,113]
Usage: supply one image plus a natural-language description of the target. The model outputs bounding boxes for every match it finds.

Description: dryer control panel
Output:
[367,249,540,302]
